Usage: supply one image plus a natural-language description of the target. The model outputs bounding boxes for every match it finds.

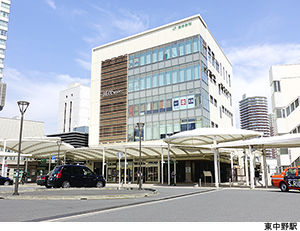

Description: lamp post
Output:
[56,140,62,165]
[13,101,29,196]
[136,122,144,190]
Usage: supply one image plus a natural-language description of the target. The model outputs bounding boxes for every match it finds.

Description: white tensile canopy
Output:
[164,128,263,187]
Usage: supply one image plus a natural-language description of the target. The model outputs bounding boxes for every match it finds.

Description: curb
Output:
[0,187,158,200]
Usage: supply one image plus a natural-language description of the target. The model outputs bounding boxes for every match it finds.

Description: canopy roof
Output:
[164,128,263,146]
[0,137,74,158]
[214,133,300,149]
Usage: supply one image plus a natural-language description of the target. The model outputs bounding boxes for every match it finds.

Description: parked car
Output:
[47,164,106,188]
[0,175,13,185]
[36,171,53,188]
[271,166,300,192]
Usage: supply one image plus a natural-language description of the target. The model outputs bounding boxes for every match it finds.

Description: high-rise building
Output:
[57,83,90,134]
[239,94,270,137]
[90,15,234,146]
[0,0,10,111]
[269,63,300,167]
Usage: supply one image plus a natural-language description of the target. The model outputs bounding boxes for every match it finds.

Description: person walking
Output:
[255,168,262,186]
[171,171,176,186]
[21,171,27,185]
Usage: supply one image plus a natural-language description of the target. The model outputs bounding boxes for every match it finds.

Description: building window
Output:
[273,81,281,92]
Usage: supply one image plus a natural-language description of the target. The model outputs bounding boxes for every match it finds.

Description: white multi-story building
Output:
[89,15,235,183]
[269,63,300,167]
[57,83,90,134]
[0,0,10,111]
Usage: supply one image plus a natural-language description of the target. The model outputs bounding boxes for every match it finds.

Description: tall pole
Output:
[13,101,29,196]
[213,136,219,188]
[137,122,144,190]
[56,140,62,165]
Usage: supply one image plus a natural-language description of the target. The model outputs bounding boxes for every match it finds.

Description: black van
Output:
[47,165,106,188]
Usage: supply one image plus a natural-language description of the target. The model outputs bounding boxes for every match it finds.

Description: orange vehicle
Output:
[271,166,300,192]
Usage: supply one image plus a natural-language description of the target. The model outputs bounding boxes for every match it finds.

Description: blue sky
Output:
[1,0,300,134]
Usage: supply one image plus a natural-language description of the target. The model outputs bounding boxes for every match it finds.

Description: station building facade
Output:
[90,15,235,183]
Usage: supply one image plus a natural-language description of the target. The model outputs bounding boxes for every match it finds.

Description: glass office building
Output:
[90,15,235,183]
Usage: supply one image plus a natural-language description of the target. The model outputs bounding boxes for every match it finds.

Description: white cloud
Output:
[85,6,149,46]
[1,67,90,135]
[225,43,300,128]
[45,0,56,10]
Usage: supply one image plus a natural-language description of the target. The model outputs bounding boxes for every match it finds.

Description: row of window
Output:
[128,63,202,92]
[128,89,210,117]
[127,117,210,141]
[129,37,201,68]
[276,97,299,119]
[1,2,10,10]
[0,29,6,36]
[0,11,8,18]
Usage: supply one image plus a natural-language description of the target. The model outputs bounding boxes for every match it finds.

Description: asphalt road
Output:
[0,185,299,223]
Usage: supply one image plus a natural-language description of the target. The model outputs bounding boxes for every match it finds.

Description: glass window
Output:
[295,98,299,108]
[193,37,199,52]
[153,96,158,113]
[181,119,188,132]
[129,56,134,68]
[167,120,173,137]
[195,89,201,107]
[146,96,152,114]
[172,69,178,84]
[128,100,134,117]
[134,54,140,67]
[172,44,178,58]
[186,40,192,54]
[140,98,145,115]
[128,124,134,142]
[194,64,200,79]
[159,94,165,112]
[159,72,165,86]
[165,46,171,60]
[286,106,290,116]
[174,119,180,134]
[166,70,172,85]
[146,51,152,64]
[134,99,139,116]
[128,76,134,92]
[291,102,295,112]
[180,67,185,82]
[146,74,152,89]
[160,121,166,139]
[152,49,158,63]
[186,66,193,81]
[179,42,185,56]
[145,122,152,141]
[134,76,140,91]
[140,76,146,90]
[158,47,164,61]
[153,122,159,140]
[166,93,172,111]
[152,73,158,88]
[140,53,145,66]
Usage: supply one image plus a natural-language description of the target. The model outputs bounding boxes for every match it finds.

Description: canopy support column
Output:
[2,139,6,176]
[168,143,170,186]
[102,148,105,178]
[161,148,164,185]
[244,148,249,186]
[213,136,219,188]
[125,148,127,185]
[262,146,268,188]
[249,145,255,189]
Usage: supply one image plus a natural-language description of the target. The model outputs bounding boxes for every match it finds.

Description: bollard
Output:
[229,178,231,188]
[199,178,201,187]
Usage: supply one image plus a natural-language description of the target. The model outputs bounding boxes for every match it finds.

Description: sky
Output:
[1,0,300,135]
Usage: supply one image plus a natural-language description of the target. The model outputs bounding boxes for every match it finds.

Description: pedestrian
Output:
[255,168,262,186]
[137,171,142,186]
[21,171,26,185]
[171,171,176,186]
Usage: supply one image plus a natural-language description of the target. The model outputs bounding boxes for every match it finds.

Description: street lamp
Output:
[136,122,144,190]
[56,140,62,165]
[13,101,29,196]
